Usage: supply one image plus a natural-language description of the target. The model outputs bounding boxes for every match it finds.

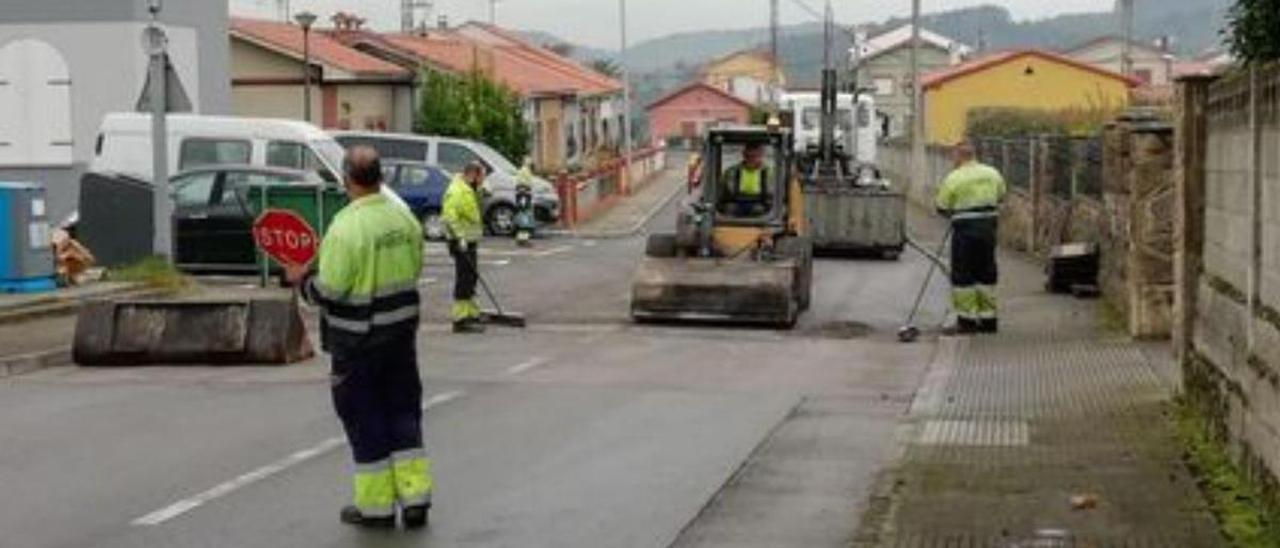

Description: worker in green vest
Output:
[936,141,1007,335]
[442,161,487,333]
[719,142,773,217]
[286,145,431,529]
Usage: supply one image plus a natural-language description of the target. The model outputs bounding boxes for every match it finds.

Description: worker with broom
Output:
[442,161,488,334]
[935,141,1007,335]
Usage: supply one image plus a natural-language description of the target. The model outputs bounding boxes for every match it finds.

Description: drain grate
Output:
[917,419,1030,447]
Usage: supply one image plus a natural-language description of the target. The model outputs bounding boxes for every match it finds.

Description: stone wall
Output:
[1179,63,1280,511]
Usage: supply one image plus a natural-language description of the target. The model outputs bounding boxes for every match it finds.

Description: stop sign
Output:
[252,209,319,266]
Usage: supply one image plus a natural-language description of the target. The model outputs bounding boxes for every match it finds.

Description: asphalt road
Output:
[0,193,952,548]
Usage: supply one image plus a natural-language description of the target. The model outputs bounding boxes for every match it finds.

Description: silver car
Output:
[331,132,561,236]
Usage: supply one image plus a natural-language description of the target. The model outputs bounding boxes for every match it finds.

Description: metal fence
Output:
[972,136,1103,199]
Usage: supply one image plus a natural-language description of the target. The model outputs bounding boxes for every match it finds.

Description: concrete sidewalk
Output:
[857,238,1224,546]
[564,162,687,238]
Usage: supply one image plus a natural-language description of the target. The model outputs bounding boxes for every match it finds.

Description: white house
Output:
[0,0,231,221]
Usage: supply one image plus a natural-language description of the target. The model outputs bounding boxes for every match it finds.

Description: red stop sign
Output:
[252,209,319,266]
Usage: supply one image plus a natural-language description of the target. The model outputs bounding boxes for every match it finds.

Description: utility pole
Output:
[489,0,499,25]
[909,0,925,197]
[145,0,171,257]
[1119,0,1134,77]
[620,0,633,194]
[770,0,779,106]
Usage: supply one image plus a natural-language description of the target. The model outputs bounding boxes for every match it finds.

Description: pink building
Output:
[646,82,752,148]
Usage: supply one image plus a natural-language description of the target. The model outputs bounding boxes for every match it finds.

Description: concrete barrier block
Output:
[73,297,314,366]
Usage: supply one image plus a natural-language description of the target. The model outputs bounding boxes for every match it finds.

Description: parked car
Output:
[170,165,323,273]
[382,160,450,240]
[331,131,561,235]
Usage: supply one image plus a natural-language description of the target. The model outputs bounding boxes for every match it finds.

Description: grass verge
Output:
[1173,397,1280,547]
[106,256,189,290]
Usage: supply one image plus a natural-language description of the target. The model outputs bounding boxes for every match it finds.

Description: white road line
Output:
[531,245,574,258]
[131,390,466,527]
[505,358,549,376]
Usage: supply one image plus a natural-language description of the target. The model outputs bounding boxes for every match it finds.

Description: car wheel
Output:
[487,204,517,237]
[421,212,446,241]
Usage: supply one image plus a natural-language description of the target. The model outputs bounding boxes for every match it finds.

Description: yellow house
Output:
[922,49,1137,144]
[699,50,785,105]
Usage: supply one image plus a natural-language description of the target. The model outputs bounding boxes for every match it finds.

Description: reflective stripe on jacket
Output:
[302,193,424,352]
[936,161,1007,220]
[442,176,484,243]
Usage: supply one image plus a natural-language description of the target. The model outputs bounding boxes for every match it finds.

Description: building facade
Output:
[922,50,1137,145]
[853,25,969,139]
[646,82,752,149]
[0,0,231,221]
[700,50,785,106]
[1063,36,1177,87]
[230,17,415,132]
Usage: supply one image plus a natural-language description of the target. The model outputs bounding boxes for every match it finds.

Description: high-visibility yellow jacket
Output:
[442,175,484,243]
[936,161,1007,220]
[302,192,424,352]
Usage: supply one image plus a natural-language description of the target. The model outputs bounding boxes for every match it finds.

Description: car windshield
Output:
[472,142,519,173]
[312,139,347,176]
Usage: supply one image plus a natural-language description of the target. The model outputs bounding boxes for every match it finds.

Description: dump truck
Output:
[630,126,813,328]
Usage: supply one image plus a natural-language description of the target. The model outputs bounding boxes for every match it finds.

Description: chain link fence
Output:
[972,136,1103,199]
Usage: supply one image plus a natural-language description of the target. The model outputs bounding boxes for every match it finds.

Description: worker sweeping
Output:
[286,146,432,529]
[443,161,487,334]
[935,141,1006,335]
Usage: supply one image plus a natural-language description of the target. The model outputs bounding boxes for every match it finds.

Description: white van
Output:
[91,113,349,184]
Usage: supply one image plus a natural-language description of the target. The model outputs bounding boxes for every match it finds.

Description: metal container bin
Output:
[0,182,56,292]
[804,186,907,257]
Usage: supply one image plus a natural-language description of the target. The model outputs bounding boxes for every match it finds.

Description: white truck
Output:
[780,91,878,166]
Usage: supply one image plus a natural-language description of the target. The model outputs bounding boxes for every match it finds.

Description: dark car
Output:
[381,160,450,240]
[171,166,324,273]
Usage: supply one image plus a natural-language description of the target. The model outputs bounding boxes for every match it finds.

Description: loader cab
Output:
[701,128,792,227]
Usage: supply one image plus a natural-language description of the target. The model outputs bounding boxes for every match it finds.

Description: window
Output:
[801,108,854,132]
[399,165,433,186]
[0,39,73,167]
[220,172,301,205]
[437,143,482,174]
[179,139,250,170]
[171,172,218,207]
[873,77,895,97]
[1135,69,1153,84]
[267,141,338,183]
[334,136,428,161]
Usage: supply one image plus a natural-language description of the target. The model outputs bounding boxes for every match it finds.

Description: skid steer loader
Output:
[630,126,813,328]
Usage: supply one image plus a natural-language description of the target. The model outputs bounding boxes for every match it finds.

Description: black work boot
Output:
[339,506,396,529]
[401,503,431,530]
[942,318,981,336]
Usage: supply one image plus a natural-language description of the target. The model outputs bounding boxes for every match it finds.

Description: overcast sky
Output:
[232,0,1118,49]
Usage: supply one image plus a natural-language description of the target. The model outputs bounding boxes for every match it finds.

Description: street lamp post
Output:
[909,0,924,198]
[620,0,633,194]
[295,11,317,123]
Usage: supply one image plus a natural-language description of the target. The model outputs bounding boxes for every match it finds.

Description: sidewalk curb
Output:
[547,176,686,240]
[0,346,72,379]
[0,285,169,326]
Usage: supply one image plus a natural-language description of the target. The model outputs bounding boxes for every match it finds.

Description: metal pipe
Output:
[620,0,633,194]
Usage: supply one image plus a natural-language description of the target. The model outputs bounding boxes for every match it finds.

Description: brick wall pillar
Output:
[1174,75,1216,361]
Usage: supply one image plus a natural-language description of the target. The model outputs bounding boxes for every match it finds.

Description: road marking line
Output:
[531,245,573,258]
[131,390,466,527]
[505,358,549,376]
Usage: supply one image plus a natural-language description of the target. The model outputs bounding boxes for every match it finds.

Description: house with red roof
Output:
[646,82,753,148]
[921,49,1139,144]
[337,20,624,171]
[230,16,416,132]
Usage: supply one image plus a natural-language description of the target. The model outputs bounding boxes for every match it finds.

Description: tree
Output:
[415,69,530,163]
[1225,0,1280,63]
[589,58,621,79]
